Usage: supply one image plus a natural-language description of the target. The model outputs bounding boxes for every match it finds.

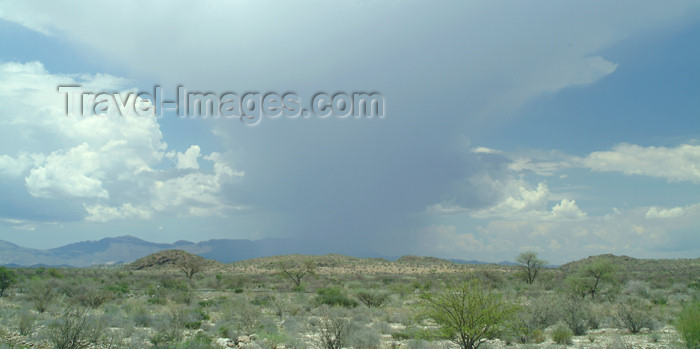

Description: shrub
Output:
[150,314,184,347]
[105,282,130,295]
[348,324,381,348]
[84,314,106,344]
[391,326,435,341]
[514,294,562,342]
[559,295,590,335]
[18,310,35,336]
[172,306,209,330]
[252,293,275,306]
[650,290,668,305]
[71,286,111,309]
[257,329,290,348]
[223,300,264,335]
[624,280,649,298]
[316,287,358,308]
[420,278,518,349]
[355,290,390,308]
[551,322,573,345]
[48,268,64,279]
[43,307,90,349]
[311,306,353,349]
[676,301,700,348]
[132,306,152,327]
[616,297,654,333]
[0,266,17,297]
[27,280,57,313]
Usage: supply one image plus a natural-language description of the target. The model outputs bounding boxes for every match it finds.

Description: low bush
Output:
[616,297,654,333]
[347,324,381,348]
[355,289,390,308]
[316,287,358,308]
[17,310,35,336]
[551,322,573,345]
[43,307,90,349]
[676,301,700,348]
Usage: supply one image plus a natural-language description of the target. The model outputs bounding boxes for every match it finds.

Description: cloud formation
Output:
[0,62,242,224]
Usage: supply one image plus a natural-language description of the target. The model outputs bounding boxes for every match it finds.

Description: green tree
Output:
[579,258,617,299]
[0,266,17,297]
[421,278,518,349]
[516,251,547,285]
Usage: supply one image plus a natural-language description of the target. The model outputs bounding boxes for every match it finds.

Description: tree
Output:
[176,254,204,280]
[277,257,317,287]
[420,278,519,349]
[0,266,16,297]
[516,251,547,285]
[579,258,617,299]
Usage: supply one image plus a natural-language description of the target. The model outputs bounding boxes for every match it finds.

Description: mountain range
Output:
[0,235,522,268]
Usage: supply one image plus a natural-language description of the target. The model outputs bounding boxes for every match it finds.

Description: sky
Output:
[0,1,699,264]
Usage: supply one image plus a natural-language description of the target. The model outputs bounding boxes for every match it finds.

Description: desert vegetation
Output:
[0,250,698,348]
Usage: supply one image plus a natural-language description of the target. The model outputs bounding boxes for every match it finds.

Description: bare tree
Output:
[44,307,90,349]
[277,257,317,287]
[516,251,548,285]
[312,306,352,349]
[176,253,204,280]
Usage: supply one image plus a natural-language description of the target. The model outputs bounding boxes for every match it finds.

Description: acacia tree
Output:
[421,278,518,349]
[566,258,617,299]
[176,254,205,280]
[516,251,548,284]
[0,266,16,297]
[580,259,617,299]
[277,257,317,287]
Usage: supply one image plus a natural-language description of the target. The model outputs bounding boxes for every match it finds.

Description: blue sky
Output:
[0,1,698,263]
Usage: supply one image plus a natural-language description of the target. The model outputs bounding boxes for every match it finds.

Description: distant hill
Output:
[127,249,217,271]
[0,235,309,267]
[0,235,388,267]
[559,253,700,282]
[450,258,520,266]
[396,255,454,265]
[2,236,698,275]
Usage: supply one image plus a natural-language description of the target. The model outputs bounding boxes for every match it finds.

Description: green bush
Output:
[551,322,573,345]
[316,287,358,308]
[47,268,64,279]
[676,301,700,348]
[354,289,390,308]
[0,266,16,297]
[105,282,130,295]
[420,278,518,349]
